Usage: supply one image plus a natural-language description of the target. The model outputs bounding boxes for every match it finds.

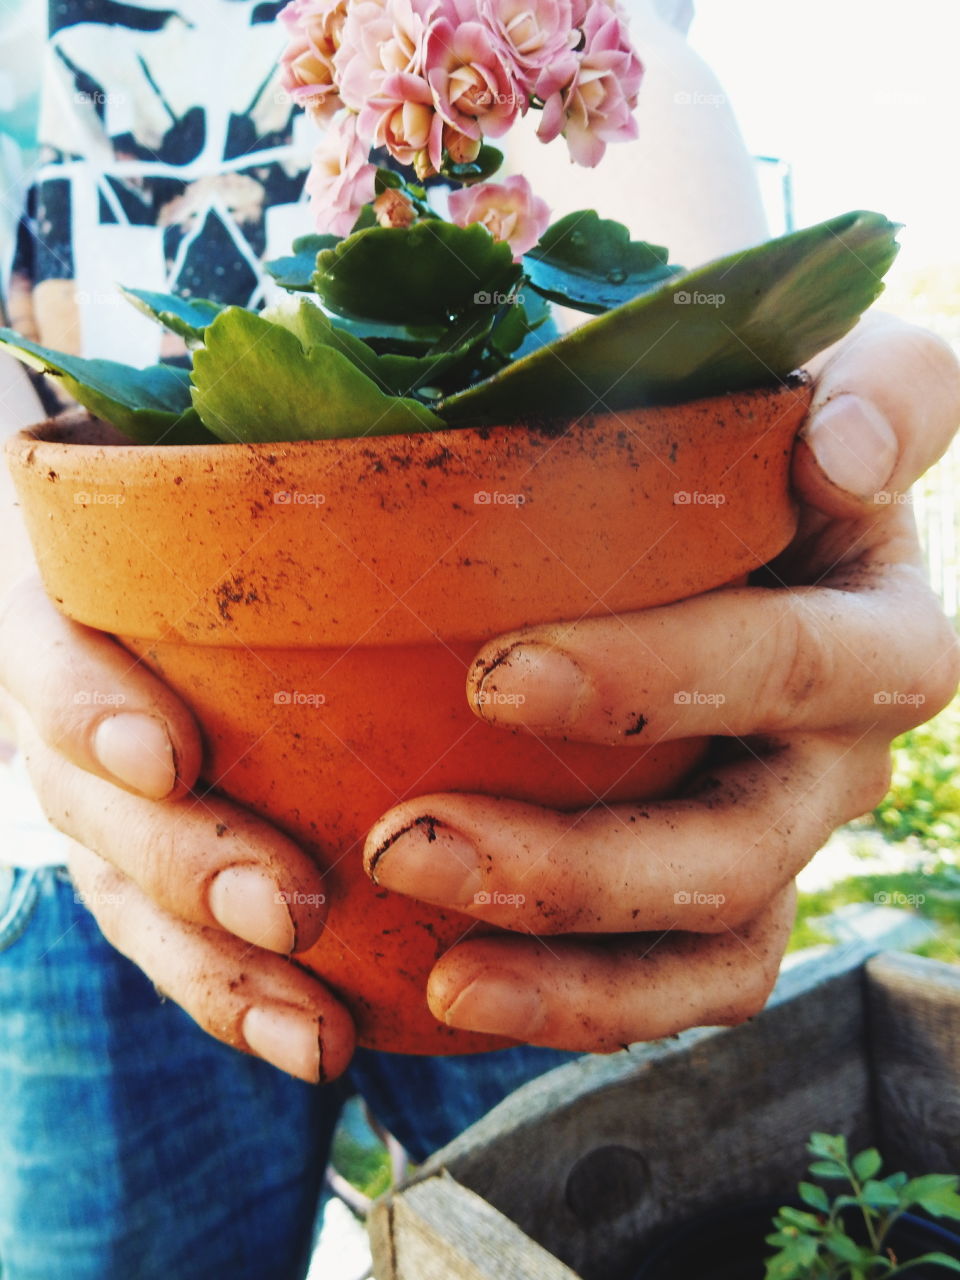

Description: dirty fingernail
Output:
[243,1006,321,1082]
[475,645,590,727]
[93,712,176,798]
[804,394,898,500]
[369,819,481,907]
[209,865,296,953]
[438,975,546,1040]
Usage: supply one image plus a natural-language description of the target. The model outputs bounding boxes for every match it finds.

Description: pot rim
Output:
[6,375,811,465]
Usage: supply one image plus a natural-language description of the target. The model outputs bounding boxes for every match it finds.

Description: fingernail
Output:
[804,394,898,500]
[475,644,591,728]
[209,865,295,953]
[369,817,481,907]
[93,712,176,798]
[439,975,546,1039]
[242,1006,320,1082]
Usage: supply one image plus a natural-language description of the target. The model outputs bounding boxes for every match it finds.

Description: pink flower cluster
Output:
[280,0,643,239]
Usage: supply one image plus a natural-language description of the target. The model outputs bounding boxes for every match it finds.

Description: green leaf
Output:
[902,1175,960,1219]
[763,1248,806,1280]
[0,326,213,444]
[777,1207,824,1232]
[902,1253,960,1273]
[798,1182,831,1213]
[852,1149,883,1182]
[265,233,341,291]
[822,1231,870,1264]
[524,210,683,313]
[442,144,504,184]
[440,211,900,425]
[809,1134,849,1160]
[860,1179,900,1210]
[119,288,225,344]
[190,308,443,442]
[264,297,494,398]
[809,1162,850,1180]
[312,220,521,325]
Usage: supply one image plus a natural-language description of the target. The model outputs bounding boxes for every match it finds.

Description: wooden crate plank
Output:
[866,951,960,1173]
[370,1173,581,1280]
[407,945,875,1280]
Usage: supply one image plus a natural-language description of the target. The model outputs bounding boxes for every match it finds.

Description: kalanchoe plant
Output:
[0,0,901,444]
[765,1133,960,1279]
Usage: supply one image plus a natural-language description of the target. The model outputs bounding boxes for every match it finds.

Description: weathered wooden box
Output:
[369,947,960,1279]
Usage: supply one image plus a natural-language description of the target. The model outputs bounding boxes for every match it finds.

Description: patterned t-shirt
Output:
[4,0,317,364]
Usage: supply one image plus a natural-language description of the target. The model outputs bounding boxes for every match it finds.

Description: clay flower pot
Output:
[6,380,810,1053]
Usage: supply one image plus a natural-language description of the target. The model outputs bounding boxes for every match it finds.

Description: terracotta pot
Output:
[6,380,810,1053]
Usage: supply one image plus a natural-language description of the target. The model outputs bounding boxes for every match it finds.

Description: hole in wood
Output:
[565,1145,652,1224]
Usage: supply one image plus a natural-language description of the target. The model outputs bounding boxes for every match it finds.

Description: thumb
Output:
[793,311,960,518]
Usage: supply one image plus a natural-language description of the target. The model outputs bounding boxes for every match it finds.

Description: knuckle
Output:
[757,601,833,729]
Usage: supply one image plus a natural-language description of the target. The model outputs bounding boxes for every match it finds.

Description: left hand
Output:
[362,312,960,1052]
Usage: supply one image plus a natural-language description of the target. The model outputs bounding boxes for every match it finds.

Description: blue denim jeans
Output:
[0,867,578,1279]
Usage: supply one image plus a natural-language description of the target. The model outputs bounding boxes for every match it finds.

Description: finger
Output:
[0,576,202,799]
[796,312,960,516]
[463,568,959,743]
[67,840,355,1083]
[15,706,327,953]
[424,885,796,1050]
[363,732,889,933]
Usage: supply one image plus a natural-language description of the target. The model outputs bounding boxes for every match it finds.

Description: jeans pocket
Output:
[0,867,43,954]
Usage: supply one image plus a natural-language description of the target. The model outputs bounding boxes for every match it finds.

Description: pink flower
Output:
[536,2,643,166]
[448,174,550,259]
[305,112,377,236]
[478,0,576,93]
[335,0,432,113]
[360,71,440,168]
[279,0,349,121]
[424,17,524,169]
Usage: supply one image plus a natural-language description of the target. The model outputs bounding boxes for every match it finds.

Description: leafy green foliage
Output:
[441,144,504,184]
[0,208,900,445]
[764,1133,960,1279]
[441,210,900,425]
[191,307,443,442]
[523,210,682,313]
[311,220,521,324]
[119,288,225,344]
[264,232,341,291]
[0,327,213,444]
[869,698,960,846]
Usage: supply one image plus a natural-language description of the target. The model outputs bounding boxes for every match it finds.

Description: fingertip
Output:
[797,393,899,512]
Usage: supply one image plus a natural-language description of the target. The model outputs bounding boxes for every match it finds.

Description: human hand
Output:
[0,577,354,1082]
[363,312,960,1051]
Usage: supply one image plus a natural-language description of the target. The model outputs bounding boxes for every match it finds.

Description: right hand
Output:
[0,575,355,1083]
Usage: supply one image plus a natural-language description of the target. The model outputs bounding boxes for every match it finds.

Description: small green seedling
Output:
[765,1132,960,1279]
